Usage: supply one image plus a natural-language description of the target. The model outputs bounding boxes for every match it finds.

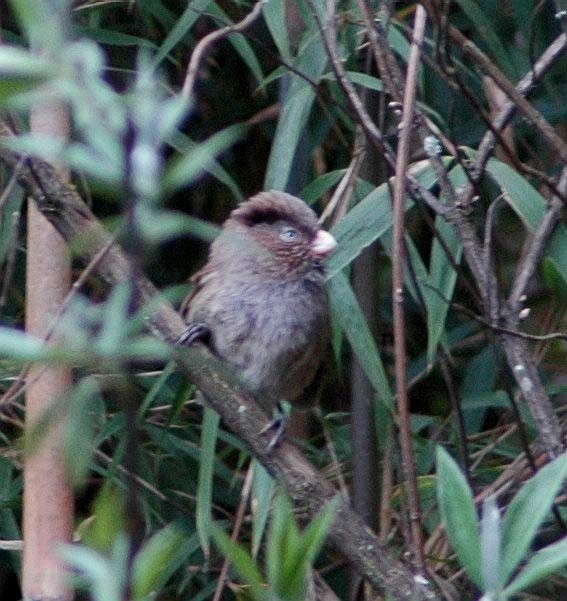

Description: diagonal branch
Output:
[0,124,440,601]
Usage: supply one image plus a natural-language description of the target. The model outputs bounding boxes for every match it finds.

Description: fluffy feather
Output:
[179,190,336,416]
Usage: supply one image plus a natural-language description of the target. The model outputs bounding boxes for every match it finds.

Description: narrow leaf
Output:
[504,537,567,597]
[436,446,482,587]
[165,123,248,193]
[328,272,392,403]
[501,453,567,583]
[196,407,220,561]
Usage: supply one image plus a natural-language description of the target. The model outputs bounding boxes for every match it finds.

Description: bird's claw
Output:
[177,323,210,346]
[260,410,288,450]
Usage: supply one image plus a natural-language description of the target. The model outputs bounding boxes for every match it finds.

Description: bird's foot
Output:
[260,404,288,450]
[177,322,210,346]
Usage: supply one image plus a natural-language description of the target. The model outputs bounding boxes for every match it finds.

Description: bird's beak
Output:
[311,229,337,258]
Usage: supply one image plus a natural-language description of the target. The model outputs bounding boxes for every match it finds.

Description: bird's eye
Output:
[280,227,298,242]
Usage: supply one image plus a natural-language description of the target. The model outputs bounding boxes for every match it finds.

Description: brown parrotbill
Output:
[178,190,337,444]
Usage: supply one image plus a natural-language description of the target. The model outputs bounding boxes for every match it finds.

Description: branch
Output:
[391,4,428,574]
[0,126,440,601]
[181,1,266,100]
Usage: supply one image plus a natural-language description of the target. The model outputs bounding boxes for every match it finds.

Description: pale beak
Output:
[311,229,337,258]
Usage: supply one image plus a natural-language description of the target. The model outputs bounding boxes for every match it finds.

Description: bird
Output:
[178,190,337,447]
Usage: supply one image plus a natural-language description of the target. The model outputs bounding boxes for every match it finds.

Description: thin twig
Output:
[391,4,428,575]
[212,463,255,601]
[181,1,266,100]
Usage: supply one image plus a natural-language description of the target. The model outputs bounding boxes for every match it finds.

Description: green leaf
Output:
[9,0,66,50]
[501,453,567,584]
[65,378,101,487]
[543,256,567,304]
[0,327,46,361]
[97,282,131,353]
[423,163,467,365]
[425,215,462,367]
[211,524,268,601]
[452,0,516,78]
[264,33,328,191]
[252,461,275,558]
[485,158,546,231]
[196,407,220,562]
[547,224,567,292]
[80,484,126,554]
[137,208,220,244]
[436,446,482,587]
[0,46,54,103]
[208,3,264,85]
[164,123,248,193]
[480,496,502,594]
[170,132,243,201]
[59,537,129,601]
[264,0,291,63]
[504,537,567,597]
[328,160,442,277]
[132,524,188,599]
[321,70,383,92]
[152,0,213,67]
[299,495,339,567]
[485,157,567,288]
[327,272,392,404]
[300,170,346,203]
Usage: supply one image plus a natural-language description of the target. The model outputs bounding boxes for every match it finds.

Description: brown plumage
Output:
[179,191,337,436]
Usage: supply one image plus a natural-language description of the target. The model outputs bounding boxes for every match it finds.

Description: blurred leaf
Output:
[252,461,275,558]
[267,492,337,601]
[59,536,129,601]
[267,493,302,600]
[164,123,248,193]
[436,446,482,587]
[0,327,46,361]
[501,453,567,584]
[0,45,55,103]
[328,272,392,404]
[211,524,268,601]
[132,524,189,599]
[170,132,243,201]
[137,208,220,244]
[197,407,220,562]
[97,282,131,353]
[504,537,567,597]
[80,484,126,554]
[9,0,67,50]
[0,185,23,265]
[65,378,101,487]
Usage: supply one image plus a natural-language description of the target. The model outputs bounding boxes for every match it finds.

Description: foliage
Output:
[1,0,567,599]
[437,447,567,600]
